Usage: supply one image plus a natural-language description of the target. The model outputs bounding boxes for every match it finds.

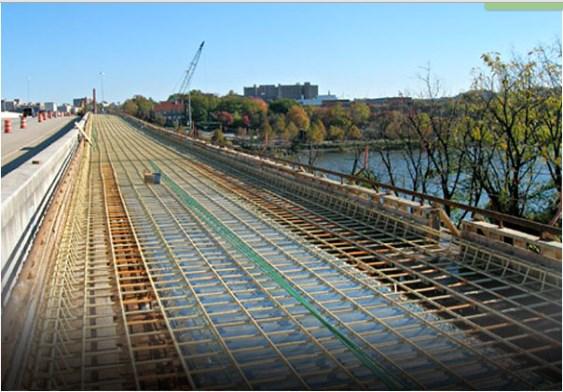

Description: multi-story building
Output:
[244,82,319,101]
[153,101,185,123]
[58,104,73,113]
[73,97,87,108]
[243,84,278,100]
[1,100,18,112]
[33,102,45,112]
[44,102,57,112]
[298,93,338,106]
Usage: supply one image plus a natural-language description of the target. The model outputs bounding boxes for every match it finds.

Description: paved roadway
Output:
[1,115,77,176]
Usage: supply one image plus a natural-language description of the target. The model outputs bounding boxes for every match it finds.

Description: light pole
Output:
[99,72,105,104]
[26,76,31,103]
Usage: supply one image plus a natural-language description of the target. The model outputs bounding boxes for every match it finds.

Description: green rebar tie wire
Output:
[150,161,412,390]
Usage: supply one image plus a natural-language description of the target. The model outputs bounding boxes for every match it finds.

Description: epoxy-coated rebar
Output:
[18,114,561,390]
[151,160,411,390]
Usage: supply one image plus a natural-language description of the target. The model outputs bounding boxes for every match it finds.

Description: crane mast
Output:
[176,41,205,133]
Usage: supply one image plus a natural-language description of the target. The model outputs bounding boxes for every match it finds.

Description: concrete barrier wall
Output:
[1,114,88,305]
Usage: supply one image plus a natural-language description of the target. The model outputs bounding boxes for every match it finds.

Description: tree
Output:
[273,114,287,136]
[211,128,227,146]
[346,124,364,175]
[378,112,433,198]
[242,114,251,128]
[287,106,310,131]
[350,102,371,127]
[134,95,154,120]
[260,117,273,150]
[188,91,220,123]
[327,104,351,128]
[346,125,362,141]
[269,99,297,114]
[328,125,345,141]
[123,100,138,116]
[215,111,234,130]
[530,42,562,221]
[305,120,326,165]
[307,120,326,144]
[283,121,299,143]
[468,49,557,218]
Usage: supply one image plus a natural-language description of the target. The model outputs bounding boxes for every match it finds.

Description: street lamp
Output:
[99,72,105,104]
[26,76,31,103]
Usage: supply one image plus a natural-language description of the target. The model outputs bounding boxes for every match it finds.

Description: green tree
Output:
[122,100,138,116]
[350,102,371,127]
[273,114,287,136]
[307,120,326,144]
[328,125,345,141]
[134,95,154,120]
[211,128,227,146]
[283,121,299,142]
[468,47,560,218]
[306,120,326,165]
[346,125,362,141]
[269,99,297,114]
[327,104,350,128]
[260,117,273,149]
[530,42,562,220]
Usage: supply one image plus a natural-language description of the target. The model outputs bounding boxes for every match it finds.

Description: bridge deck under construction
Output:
[9,114,561,390]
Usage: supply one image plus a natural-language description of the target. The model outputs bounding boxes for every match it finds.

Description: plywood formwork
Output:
[11,114,561,390]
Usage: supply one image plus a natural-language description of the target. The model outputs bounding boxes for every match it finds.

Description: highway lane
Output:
[1,115,77,175]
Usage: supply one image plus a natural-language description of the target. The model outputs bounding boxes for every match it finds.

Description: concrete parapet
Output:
[1,114,88,305]
[124,114,560,268]
[462,220,562,263]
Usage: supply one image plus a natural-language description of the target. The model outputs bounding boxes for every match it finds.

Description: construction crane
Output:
[174,41,205,134]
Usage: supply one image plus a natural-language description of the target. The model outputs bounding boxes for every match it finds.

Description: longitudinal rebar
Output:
[21,113,561,390]
[94,114,561,390]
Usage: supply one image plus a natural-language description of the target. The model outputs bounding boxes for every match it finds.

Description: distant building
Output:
[73,97,87,108]
[154,101,185,123]
[321,99,351,108]
[244,85,278,100]
[298,93,338,106]
[58,104,72,113]
[33,102,45,112]
[44,102,57,112]
[355,97,413,106]
[244,82,319,101]
[1,100,18,112]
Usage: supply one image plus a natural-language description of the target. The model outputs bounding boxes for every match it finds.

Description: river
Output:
[293,149,555,214]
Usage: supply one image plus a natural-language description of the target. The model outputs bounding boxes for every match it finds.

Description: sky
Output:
[1,3,561,104]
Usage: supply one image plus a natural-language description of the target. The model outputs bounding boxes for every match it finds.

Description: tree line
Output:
[121,41,561,224]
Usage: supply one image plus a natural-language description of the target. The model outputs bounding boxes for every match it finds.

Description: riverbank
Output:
[234,138,417,153]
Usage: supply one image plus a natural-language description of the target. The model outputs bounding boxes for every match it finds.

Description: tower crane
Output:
[174,41,205,134]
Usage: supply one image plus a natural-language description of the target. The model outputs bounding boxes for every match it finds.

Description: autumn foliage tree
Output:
[287,105,310,133]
